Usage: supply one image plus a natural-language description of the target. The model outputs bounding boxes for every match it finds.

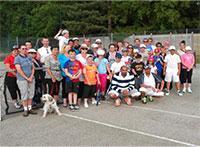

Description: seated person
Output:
[139,65,164,104]
[108,65,141,107]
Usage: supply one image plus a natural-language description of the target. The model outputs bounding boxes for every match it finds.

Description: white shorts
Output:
[139,87,164,97]
[108,89,141,97]
[17,79,35,100]
[165,71,180,83]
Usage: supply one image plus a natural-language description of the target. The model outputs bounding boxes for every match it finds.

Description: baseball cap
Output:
[148,57,154,62]
[115,53,122,59]
[27,48,37,53]
[80,44,88,49]
[144,64,151,69]
[95,39,102,43]
[122,48,128,52]
[168,45,176,51]
[154,48,160,53]
[91,43,98,48]
[140,44,146,48]
[185,46,192,51]
[11,45,19,51]
[73,37,79,41]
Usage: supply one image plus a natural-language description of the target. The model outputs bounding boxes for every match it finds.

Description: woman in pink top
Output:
[181,46,195,93]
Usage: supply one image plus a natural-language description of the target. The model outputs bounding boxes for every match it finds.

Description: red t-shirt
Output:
[4,54,16,77]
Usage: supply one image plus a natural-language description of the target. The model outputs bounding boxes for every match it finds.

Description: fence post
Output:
[110,32,113,43]
[169,32,172,45]
[185,28,188,45]
[16,36,19,46]
[191,32,194,50]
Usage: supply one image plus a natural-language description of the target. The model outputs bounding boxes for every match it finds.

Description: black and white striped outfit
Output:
[108,72,140,97]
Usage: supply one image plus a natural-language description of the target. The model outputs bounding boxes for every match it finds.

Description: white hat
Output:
[80,44,88,49]
[95,39,102,43]
[185,46,192,51]
[97,49,105,55]
[73,37,79,41]
[134,49,139,53]
[91,43,98,48]
[28,49,37,53]
[140,44,146,48]
[62,29,69,35]
[168,45,176,50]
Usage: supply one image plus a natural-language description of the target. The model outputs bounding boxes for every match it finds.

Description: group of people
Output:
[3,29,196,117]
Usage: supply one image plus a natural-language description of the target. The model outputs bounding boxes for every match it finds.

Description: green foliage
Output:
[0,1,199,38]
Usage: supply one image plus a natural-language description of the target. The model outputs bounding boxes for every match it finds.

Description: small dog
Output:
[41,94,61,117]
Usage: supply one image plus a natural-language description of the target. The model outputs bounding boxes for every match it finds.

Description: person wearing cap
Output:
[105,43,117,66]
[76,44,89,105]
[94,49,112,100]
[54,29,69,53]
[163,45,182,96]
[110,53,125,74]
[139,65,164,104]
[83,55,101,108]
[108,65,141,107]
[121,48,132,66]
[14,44,37,117]
[95,39,103,48]
[180,46,195,93]
[87,43,99,58]
[147,56,157,74]
[154,48,164,78]
[139,44,148,63]
[44,46,62,101]
[4,45,21,109]
[28,49,44,105]
[73,37,81,53]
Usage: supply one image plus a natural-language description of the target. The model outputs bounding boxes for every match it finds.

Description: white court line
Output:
[62,113,198,146]
[104,101,200,119]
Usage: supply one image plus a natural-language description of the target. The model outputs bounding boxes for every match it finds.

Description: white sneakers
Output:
[187,87,192,93]
[84,102,89,108]
[182,88,186,93]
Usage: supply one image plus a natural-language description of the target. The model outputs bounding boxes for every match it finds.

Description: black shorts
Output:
[83,84,96,98]
[66,81,79,93]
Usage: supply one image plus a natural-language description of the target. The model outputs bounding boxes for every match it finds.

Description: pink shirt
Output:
[181,53,194,69]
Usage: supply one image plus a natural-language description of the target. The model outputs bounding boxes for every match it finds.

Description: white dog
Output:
[41,94,62,117]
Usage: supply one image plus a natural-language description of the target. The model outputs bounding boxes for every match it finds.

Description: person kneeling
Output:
[108,66,141,107]
[139,65,164,104]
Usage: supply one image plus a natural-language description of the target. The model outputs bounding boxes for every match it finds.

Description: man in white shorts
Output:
[163,45,182,96]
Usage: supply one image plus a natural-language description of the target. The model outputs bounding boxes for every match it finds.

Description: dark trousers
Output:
[182,69,193,83]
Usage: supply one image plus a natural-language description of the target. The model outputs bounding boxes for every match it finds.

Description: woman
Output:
[28,49,44,105]
[181,46,195,93]
[105,43,117,67]
[58,45,71,107]
[14,44,37,117]
[4,45,21,109]
[45,46,62,101]
[76,44,88,105]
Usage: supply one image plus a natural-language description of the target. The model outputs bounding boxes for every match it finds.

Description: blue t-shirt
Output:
[94,58,109,74]
[14,54,33,81]
[58,54,69,77]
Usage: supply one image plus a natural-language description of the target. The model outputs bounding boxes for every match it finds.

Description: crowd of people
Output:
[3,29,196,117]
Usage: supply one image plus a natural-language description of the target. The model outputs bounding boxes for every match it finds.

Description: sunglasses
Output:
[21,48,27,50]
[28,52,36,54]
[82,48,88,50]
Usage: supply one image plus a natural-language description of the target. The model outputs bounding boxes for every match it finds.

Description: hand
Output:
[97,81,101,86]
[52,77,56,83]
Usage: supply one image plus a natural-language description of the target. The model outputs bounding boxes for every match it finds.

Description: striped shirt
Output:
[110,72,135,93]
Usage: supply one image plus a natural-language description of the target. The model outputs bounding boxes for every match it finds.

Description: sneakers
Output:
[148,96,153,102]
[28,109,37,115]
[69,104,74,111]
[177,91,183,96]
[165,90,170,96]
[92,98,97,105]
[84,102,89,108]
[142,97,147,104]
[73,104,79,110]
[23,111,29,117]
[14,102,21,109]
[187,87,192,93]
[182,88,186,93]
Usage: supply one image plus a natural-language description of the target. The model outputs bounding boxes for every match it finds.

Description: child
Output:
[121,48,132,66]
[83,55,100,108]
[147,57,157,74]
[94,49,112,100]
[64,49,82,111]
[111,53,125,74]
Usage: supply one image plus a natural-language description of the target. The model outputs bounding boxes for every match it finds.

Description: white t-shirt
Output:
[37,46,52,63]
[149,65,157,74]
[56,36,69,52]
[144,73,156,88]
[121,56,131,64]
[111,61,125,74]
[164,54,181,72]
[76,54,88,67]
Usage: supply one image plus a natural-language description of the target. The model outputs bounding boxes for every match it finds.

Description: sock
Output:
[24,107,28,111]
[28,105,32,111]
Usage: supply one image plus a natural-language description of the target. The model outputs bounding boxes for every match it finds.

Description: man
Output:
[14,44,37,117]
[73,37,80,53]
[37,37,51,63]
[133,38,141,50]
[83,38,91,48]
[54,29,69,53]
[4,45,21,109]
[139,65,164,104]
[25,41,32,51]
[163,46,182,96]
[108,66,141,107]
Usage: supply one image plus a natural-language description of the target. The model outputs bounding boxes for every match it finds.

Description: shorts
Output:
[165,71,179,83]
[83,84,96,98]
[139,87,164,97]
[17,79,35,100]
[78,82,84,99]
[66,81,79,93]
